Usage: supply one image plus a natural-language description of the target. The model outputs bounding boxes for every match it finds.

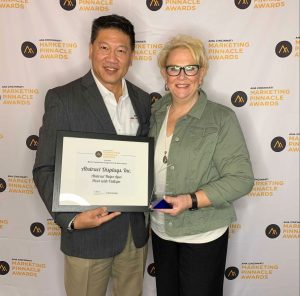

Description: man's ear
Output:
[88,43,93,59]
[129,51,135,66]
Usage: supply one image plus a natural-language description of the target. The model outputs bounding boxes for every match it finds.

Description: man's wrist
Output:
[67,215,77,231]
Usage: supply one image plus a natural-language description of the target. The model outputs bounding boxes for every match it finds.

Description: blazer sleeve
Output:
[33,88,75,229]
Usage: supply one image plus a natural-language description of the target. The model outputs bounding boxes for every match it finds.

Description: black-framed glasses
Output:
[165,64,200,76]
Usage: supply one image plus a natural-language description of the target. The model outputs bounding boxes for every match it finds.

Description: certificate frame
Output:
[53,131,154,212]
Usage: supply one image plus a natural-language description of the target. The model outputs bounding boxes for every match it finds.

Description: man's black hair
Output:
[90,14,135,50]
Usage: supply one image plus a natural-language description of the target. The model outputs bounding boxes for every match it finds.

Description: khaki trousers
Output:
[64,228,148,296]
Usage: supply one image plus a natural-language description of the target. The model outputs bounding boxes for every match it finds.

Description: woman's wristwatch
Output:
[189,193,199,211]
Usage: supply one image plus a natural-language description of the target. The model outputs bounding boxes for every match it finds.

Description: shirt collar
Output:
[91,69,128,100]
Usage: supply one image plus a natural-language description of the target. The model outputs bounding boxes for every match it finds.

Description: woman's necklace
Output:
[162,106,171,164]
[163,134,172,164]
[163,148,168,164]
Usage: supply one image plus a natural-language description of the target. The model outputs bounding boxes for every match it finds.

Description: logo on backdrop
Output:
[30,222,45,237]
[39,39,78,59]
[47,219,61,237]
[282,221,300,239]
[254,0,285,9]
[241,262,279,279]
[150,92,162,105]
[265,224,281,239]
[11,259,46,277]
[146,0,163,11]
[271,137,286,152]
[0,0,30,9]
[231,91,247,107]
[235,0,286,9]
[0,219,8,230]
[0,178,7,192]
[21,40,78,60]
[21,41,37,58]
[275,41,292,58]
[0,86,39,106]
[60,0,76,10]
[266,222,300,239]
[227,262,281,280]
[0,261,10,275]
[287,133,300,152]
[134,41,163,62]
[232,87,292,108]
[7,176,35,195]
[146,0,201,11]
[26,135,39,150]
[295,37,300,57]
[229,223,241,237]
[248,86,290,107]
[208,39,250,60]
[270,134,298,153]
[248,178,285,198]
[60,0,113,11]
[219,222,298,240]
[147,263,156,277]
[225,266,239,280]
[235,0,251,9]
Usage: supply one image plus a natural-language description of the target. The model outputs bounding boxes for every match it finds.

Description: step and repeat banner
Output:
[0,1,299,296]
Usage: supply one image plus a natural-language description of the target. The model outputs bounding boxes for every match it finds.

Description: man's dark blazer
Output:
[33,71,151,259]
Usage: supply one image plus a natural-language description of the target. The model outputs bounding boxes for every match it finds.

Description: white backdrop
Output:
[0,1,299,296]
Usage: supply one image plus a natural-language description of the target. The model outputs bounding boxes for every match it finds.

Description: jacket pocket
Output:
[185,126,218,154]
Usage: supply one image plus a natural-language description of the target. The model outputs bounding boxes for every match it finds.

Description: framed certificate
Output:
[52,131,154,212]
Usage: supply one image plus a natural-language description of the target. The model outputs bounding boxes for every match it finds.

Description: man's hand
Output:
[73,207,121,230]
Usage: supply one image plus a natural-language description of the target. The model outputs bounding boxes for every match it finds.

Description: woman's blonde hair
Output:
[158,34,209,74]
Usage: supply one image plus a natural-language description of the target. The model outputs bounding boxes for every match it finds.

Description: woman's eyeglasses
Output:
[165,65,200,76]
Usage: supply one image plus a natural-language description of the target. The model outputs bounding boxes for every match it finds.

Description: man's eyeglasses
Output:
[165,65,200,76]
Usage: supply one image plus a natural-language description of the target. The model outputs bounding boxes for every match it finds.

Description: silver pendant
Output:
[163,155,168,164]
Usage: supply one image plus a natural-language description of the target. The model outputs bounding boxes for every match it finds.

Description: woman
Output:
[149,35,254,296]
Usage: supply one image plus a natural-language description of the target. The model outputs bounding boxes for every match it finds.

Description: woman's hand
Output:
[157,195,192,216]
[73,207,121,230]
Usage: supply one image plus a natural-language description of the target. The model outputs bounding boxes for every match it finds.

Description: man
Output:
[33,14,150,296]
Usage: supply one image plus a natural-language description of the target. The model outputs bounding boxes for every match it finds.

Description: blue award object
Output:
[151,198,172,209]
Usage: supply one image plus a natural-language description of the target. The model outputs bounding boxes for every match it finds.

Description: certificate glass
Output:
[53,131,154,212]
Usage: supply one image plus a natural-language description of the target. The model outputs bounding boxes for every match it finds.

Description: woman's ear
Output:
[198,67,207,85]
[161,68,167,80]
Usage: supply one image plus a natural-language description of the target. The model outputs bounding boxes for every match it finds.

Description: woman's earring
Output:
[164,83,169,91]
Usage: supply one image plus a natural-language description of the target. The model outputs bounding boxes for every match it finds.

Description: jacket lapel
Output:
[81,71,116,134]
[127,81,142,136]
